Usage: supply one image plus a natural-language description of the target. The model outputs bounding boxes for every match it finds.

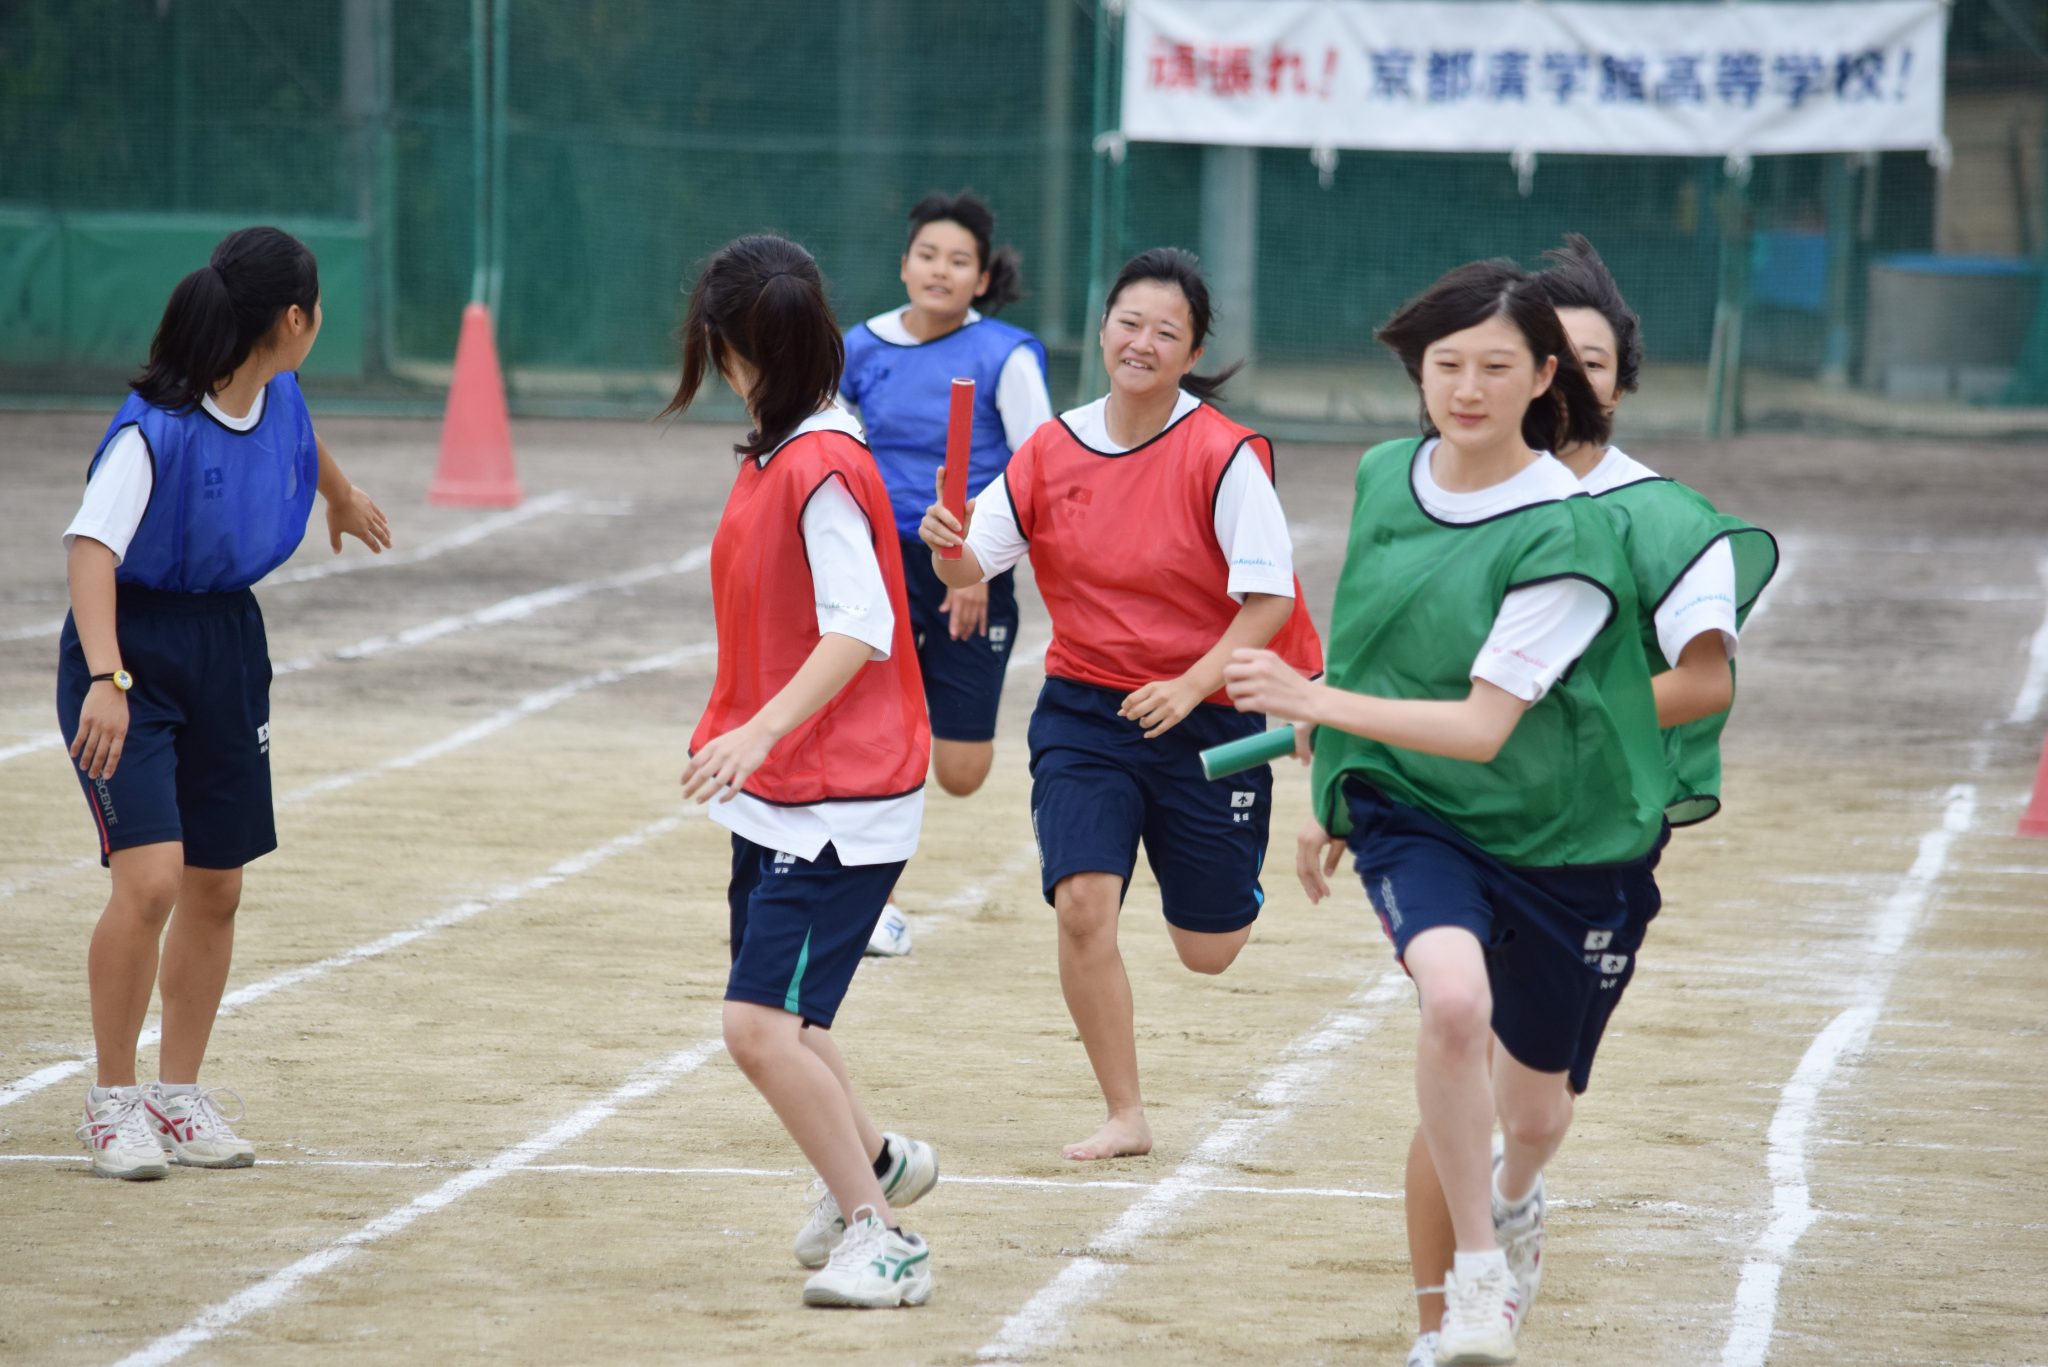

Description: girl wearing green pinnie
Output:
[1223,259,1667,1367]
[1388,238,1780,1367]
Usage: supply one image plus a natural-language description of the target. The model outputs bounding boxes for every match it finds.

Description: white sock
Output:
[1453,1249,1509,1284]
[89,1085,115,1104]
[157,1082,200,1097]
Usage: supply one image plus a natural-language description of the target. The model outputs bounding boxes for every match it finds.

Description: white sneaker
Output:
[1491,1140,1545,1322]
[77,1086,170,1181]
[1436,1261,1521,1364]
[802,1209,932,1308]
[794,1132,940,1268]
[1406,1330,1441,1367]
[146,1084,256,1168]
[865,903,913,957]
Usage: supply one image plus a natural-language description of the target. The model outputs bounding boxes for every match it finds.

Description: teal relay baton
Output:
[1199,724,1297,781]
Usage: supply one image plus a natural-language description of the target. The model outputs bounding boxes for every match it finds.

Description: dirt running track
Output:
[1,411,2043,1365]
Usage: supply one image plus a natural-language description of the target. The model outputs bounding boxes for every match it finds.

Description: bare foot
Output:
[1062,1110,1152,1161]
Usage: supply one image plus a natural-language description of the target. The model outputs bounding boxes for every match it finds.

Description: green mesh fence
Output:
[1,0,2043,435]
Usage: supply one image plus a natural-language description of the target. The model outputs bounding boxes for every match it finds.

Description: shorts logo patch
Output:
[988,624,1009,647]
[1599,953,1629,976]
[256,722,270,754]
[772,850,797,873]
[1377,876,1403,933]
[1230,790,1256,808]
[1583,930,1613,951]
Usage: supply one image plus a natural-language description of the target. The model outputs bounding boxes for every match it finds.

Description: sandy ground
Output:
[1,411,2044,1366]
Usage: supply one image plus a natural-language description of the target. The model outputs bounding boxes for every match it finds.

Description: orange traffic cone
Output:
[429,302,522,507]
[2020,732,2048,837]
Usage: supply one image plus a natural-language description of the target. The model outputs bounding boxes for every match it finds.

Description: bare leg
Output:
[931,739,995,798]
[1406,1123,1455,1336]
[1492,1038,1573,1203]
[1054,871,1151,1161]
[156,865,243,1084]
[87,842,182,1087]
[724,1002,892,1223]
[1404,927,1498,1251]
[799,1024,886,1163]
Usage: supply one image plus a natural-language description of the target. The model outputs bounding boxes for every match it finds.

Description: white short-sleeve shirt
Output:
[850,307,1054,451]
[63,391,267,563]
[963,390,1296,602]
[1579,446,1740,668]
[705,402,923,865]
[1409,440,1613,704]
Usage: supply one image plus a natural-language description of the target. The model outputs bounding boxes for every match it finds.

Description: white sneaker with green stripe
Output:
[802,1209,932,1308]
[794,1132,940,1268]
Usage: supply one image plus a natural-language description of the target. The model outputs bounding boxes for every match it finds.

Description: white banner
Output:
[1120,0,1947,157]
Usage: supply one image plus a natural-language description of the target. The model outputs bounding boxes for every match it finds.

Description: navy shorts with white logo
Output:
[1026,676,1272,934]
[726,836,906,1030]
[55,585,276,870]
[1341,781,1666,1092]
[899,538,1018,744]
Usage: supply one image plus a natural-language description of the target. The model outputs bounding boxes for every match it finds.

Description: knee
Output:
[112,873,180,928]
[1173,935,1246,976]
[721,1004,792,1078]
[932,749,992,797]
[1055,881,1120,949]
[1417,984,1493,1057]
[1499,1086,1574,1151]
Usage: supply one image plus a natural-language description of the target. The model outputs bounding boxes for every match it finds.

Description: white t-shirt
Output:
[705,402,923,866]
[963,390,1297,602]
[1409,440,1612,704]
[63,391,268,563]
[1579,446,1740,669]
[853,307,1054,451]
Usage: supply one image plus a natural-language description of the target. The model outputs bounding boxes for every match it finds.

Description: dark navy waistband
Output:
[114,583,259,615]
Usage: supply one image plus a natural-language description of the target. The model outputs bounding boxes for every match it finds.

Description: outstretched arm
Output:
[315,434,392,554]
[1224,649,1527,764]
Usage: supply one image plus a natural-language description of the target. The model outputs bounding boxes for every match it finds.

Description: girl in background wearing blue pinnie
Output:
[61,226,391,1181]
[840,191,1052,957]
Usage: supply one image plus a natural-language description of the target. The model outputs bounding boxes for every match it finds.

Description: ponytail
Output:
[1103,247,1241,403]
[906,190,1026,316]
[132,226,319,412]
[665,234,844,461]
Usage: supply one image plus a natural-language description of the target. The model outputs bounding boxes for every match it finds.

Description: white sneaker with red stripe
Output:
[1492,1141,1545,1326]
[146,1084,255,1168]
[1435,1259,1521,1364]
[77,1086,170,1181]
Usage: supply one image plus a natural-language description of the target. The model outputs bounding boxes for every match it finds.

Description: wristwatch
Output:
[90,670,133,692]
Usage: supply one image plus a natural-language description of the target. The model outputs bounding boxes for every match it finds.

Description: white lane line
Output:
[110,1037,726,1367]
[0,814,688,1110]
[0,492,587,645]
[978,970,1410,1362]
[1718,784,1976,1367]
[2005,554,2048,725]
[0,643,718,900]
[0,1151,1400,1201]
[0,545,711,766]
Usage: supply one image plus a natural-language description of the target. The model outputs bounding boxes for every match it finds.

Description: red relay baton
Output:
[939,377,974,560]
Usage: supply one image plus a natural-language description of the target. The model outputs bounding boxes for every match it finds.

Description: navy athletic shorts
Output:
[1026,676,1272,935]
[725,836,905,1030]
[1341,780,1666,1091]
[899,537,1018,744]
[55,585,276,870]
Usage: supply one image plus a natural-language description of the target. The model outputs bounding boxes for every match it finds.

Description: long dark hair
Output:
[663,234,844,460]
[906,190,1024,316]
[1533,233,1643,395]
[1102,248,1239,402]
[131,226,319,412]
[1374,259,1610,453]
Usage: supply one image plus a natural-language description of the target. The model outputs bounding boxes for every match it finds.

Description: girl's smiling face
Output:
[1099,279,1203,401]
[900,220,987,320]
